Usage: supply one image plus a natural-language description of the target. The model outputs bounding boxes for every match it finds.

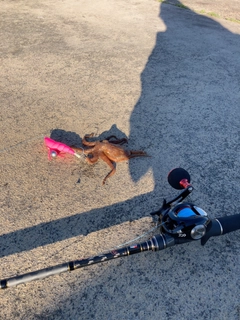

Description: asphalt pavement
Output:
[0,1,240,319]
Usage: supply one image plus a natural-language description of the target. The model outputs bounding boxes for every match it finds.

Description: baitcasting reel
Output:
[151,168,210,240]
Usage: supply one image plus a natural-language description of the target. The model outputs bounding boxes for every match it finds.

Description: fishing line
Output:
[4,223,162,277]
[0,132,50,154]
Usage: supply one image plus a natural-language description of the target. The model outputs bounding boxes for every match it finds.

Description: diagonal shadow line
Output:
[0,192,153,258]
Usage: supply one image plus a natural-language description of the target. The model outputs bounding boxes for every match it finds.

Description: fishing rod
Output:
[1,168,240,289]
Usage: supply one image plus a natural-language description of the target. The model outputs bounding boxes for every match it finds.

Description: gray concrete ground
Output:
[0,0,240,319]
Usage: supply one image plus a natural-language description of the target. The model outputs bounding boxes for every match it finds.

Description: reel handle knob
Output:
[168,168,191,189]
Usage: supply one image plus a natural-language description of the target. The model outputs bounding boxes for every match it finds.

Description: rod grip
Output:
[201,214,240,245]
[218,214,240,235]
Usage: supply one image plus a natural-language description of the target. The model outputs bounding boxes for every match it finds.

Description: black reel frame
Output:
[150,185,196,237]
[150,167,210,241]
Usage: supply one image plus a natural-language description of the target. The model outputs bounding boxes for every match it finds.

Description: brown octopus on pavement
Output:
[73,133,149,185]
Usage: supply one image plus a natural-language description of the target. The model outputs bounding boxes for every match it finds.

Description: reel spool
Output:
[161,202,209,240]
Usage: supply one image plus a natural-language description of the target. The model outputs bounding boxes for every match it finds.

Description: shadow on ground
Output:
[2,2,240,319]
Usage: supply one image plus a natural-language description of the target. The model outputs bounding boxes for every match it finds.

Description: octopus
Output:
[73,133,148,185]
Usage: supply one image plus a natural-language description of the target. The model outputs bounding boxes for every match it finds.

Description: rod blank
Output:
[0,234,174,289]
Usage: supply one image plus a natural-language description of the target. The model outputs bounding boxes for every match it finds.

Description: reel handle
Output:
[168,168,191,190]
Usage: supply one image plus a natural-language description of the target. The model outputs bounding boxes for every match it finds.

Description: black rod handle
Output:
[201,214,240,245]
[218,214,240,234]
